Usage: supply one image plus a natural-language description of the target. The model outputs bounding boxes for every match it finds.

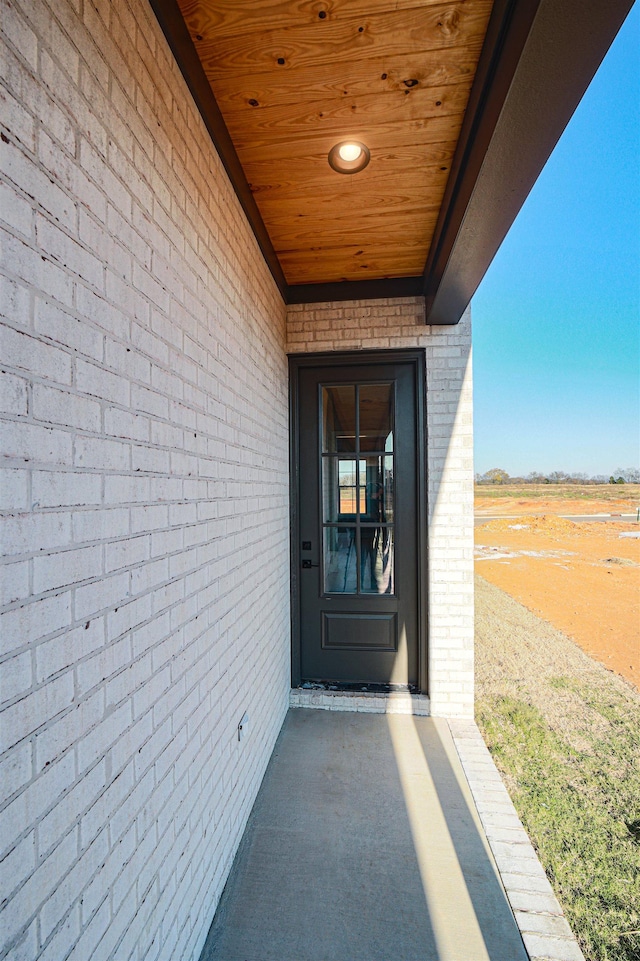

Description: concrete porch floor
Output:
[198,707,580,961]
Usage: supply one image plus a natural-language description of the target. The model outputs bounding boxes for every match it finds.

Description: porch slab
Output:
[198,709,532,961]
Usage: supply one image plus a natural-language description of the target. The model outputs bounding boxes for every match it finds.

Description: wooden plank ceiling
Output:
[176,0,494,286]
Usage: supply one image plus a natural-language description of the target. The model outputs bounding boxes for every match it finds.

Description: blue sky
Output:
[471,5,639,478]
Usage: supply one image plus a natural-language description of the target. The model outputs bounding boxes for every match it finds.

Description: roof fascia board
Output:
[424,0,635,325]
[421,0,541,324]
[149,0,288,296]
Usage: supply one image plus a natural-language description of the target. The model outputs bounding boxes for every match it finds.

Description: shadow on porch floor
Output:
[198,709,529,961]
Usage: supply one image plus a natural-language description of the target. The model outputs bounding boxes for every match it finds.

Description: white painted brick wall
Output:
[287,299,474,719]
[0,1,291,958]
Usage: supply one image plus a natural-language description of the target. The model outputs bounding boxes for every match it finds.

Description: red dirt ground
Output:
[475,501,640,689]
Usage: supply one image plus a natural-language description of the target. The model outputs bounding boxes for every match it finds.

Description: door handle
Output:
[301,559,319,569]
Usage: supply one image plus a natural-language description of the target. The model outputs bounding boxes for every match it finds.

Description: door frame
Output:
[289,349,429,693]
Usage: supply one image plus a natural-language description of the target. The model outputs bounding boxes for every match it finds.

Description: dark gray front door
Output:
[295,357,421,687]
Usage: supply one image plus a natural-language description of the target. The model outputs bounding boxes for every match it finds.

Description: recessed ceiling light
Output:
[339,143,362,162]
[328,141,370,174]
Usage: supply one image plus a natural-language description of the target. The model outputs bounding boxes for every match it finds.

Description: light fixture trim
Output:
[328,140,371,174]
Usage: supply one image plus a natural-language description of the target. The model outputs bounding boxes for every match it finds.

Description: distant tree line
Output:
[475,467,640,485]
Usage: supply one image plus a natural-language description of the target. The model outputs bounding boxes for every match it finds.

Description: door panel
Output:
[296,359,419,687]
[321,612,397,652]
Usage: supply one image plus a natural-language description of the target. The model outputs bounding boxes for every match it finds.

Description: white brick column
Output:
[287,298,474,718]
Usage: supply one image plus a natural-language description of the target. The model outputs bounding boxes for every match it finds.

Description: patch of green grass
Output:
[474,483,640,502]
[477,689,640,961]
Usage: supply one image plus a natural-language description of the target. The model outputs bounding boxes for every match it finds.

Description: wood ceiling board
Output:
[233,133,458,171]
[265,234,438,273]
[224,115,463,155]
[278,229,435,257]
[280,246,424,284]
[258,195,442,231]
[210,51,480,111]
[242,142,455,189]
[277,249,435,284]
[245,173,446,239]
[197,17,492,85]
[190,4,493,77]
[269,233,440,282]
[271,242,436,273]
[248,187,446,225]
[259,201,440,231]
[248,161,452,203]
[266,215,438,251]
[216,82,474,146]
[282,265,429,285]
[179,0,461,38]
[272,210,440,282]
[248,183,446,248]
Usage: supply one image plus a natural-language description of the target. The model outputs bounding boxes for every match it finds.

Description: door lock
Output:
[302,559,319,569]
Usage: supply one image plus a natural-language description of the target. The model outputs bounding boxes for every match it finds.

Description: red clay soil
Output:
[475,494,639,517]
[475,514,640,689]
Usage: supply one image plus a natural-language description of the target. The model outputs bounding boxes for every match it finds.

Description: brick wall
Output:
[287,299,475,718]
[0,1,290,959]
[0,0,475,954]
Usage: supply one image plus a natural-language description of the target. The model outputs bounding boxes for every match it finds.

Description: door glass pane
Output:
[323,458,365,522]
[322,386,356,453]
[359,384,393,452]
[324,526,357,593]
[321,382,395,596]
[360,527,394,595]
[359,456,394,523]
[360,457,386,523]
[383,455,394,523]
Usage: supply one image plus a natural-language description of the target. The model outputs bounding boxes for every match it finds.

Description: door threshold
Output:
[290,687,430,716]
[300,681,419,693]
